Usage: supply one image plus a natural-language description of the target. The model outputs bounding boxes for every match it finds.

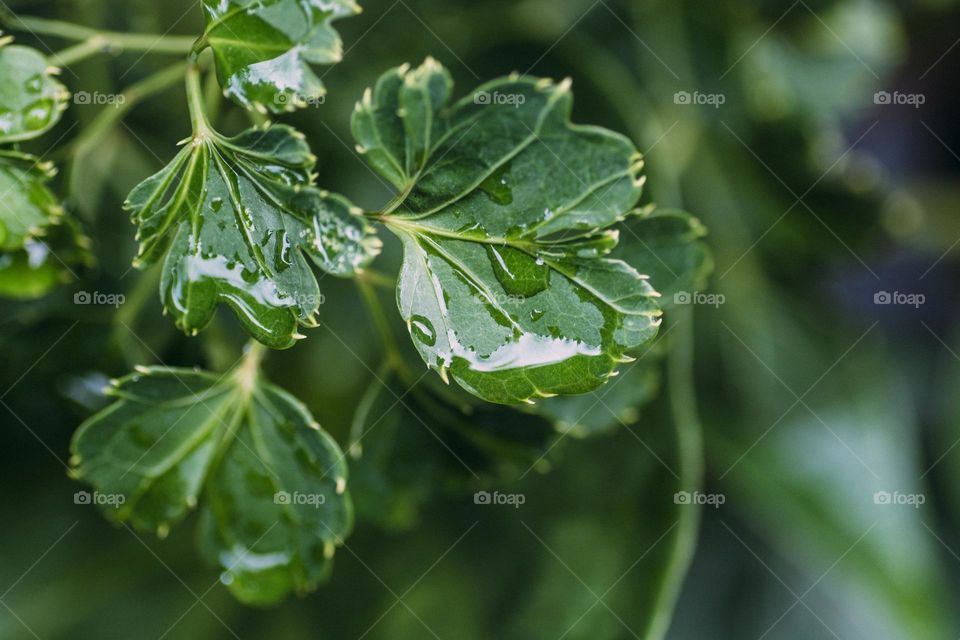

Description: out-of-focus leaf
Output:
[71,363,352,606]
[348,368,557,531]
[736,0,904,121]
[126,123,380,348]
[201,0,361,113]
[711,339,951,638]
[0,41,69,143]
[0,221,91,299]
[352,58,662,404]
[615,208,712,306]
[0,150,62,250]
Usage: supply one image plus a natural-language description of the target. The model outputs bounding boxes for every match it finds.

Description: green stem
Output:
[68,62,187,158]
[358,280,403,372]
[2,13,196,54]
[185,62,214,136]
[643,307,704,640]
[52,39,106,66]
[234,342,267,394]
[357,269,396,289]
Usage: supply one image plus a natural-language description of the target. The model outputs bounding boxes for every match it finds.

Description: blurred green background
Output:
[2,0,960,638]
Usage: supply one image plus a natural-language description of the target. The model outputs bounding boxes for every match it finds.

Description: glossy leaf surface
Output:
[71,364,352,605]
[201,0,361,113]
[126,124,379,349]
[0,42,69,143]
[353,59,662,404]
[535,209,710,434]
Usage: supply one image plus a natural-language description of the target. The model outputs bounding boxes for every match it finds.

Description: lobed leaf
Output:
[71,364,352,606]
[126,123,380,349]
[201,0,361,113]
[352,59,662,404]
[0,40,69,144]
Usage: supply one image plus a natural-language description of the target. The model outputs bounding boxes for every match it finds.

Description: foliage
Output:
[1,0,956,638]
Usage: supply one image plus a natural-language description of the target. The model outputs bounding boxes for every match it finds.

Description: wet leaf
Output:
[0,150,62,251]
[201,0,361,113]
[352,59,662,404]
[0,41,69,144]
[535,209,710,435]
[0,152,90,299]
[126,124,380,349]
[71,363,352,606]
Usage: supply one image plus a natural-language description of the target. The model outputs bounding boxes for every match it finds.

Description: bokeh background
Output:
[2,0,960,638]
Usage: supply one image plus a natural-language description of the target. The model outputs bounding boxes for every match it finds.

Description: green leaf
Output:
[614,208,712,307]
[0,220,92,299]
[0,150,63,251]
[0,151,90,300]
[352,59,662,404]
[201,0,361,113]
[126,123,380,349]
[534,208,711,435]
[0,40,69,144]
[71,362,353,606]
[348,368,557,530]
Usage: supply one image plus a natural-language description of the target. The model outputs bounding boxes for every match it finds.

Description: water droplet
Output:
[409,314,437,346]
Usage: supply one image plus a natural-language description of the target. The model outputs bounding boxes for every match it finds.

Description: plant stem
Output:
[52,39,107,66]
[2,13,196,55]
[235,342,267,393]
[67,62,187,158]
[642,307,704,640]
[358,280,403,371]
[357,269,395,289]
[185,62,214,136]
